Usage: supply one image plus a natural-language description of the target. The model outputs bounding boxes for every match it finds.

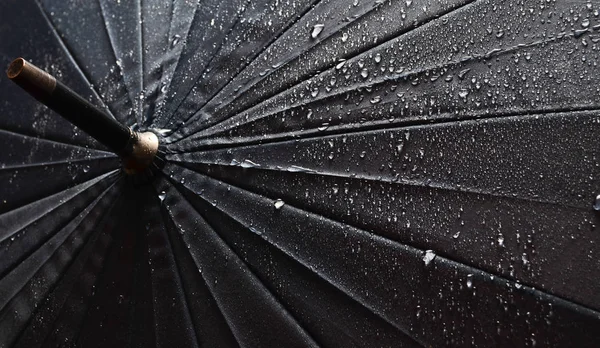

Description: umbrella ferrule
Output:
[7,58,57,102]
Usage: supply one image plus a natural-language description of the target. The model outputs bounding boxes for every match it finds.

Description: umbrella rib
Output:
[158,0,254,127]
[167,164,600,320]
[137,0,145,125]
[169,105,600,167]
[158,202,246,348]
[178,19,584,143]
[0,156,117,172]
[30,194,127,348]
[0,171,118,243]
[156,210,208,348]
[166,171,431,347]
[161,183,323,348]
[165,0,381,137]
[168,0,478,139]
[96,0,139,127]
[177,159,588,213]
[0,158,119,178]
[33,0,118,122]
[157,199,239,348]
[160,0,323,128]
[168,179,427,348]
[170,186,325,348]
[0,179,121,315]
[150,0,201,124]
[165,123,590,210]
[0,128,114,155]
[178,0,393,135]
[148,208,201,347]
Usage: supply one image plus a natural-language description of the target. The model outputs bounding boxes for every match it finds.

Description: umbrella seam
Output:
[172,0,478,139]
[33,0,118,122]
[160,0,324,129]
[167,163,600,317]
[0,171,119,245]
[165,166,431,347]
[96,0,140,127]
[162,181,324,348]
[184,18,587,142]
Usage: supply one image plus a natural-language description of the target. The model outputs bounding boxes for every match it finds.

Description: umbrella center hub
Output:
[121,131,160,175]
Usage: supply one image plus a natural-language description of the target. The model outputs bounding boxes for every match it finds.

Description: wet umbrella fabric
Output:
[1,0,600,347]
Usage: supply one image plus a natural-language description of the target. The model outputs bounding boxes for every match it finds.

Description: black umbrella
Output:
[1,0,599,347]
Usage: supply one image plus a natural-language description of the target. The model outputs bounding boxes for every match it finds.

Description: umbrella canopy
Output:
[1,0,600,347]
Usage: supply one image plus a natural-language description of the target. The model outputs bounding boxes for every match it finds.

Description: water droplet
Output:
[452,231,461,239]
[336,61,346,70]
[250,227,263,235]
[457,68,471,79]
[361,69,369,79]
[274,199,285,209]
[422,250,436,265]
[288,165,313,173]
[241,159,260,168]
[497,234,505,247]
[466,274,473,288]
[341,32,349,42]
[370,96,381,104]
[171,34,181,48]
[458,90,469,98]
[311,24,324,39]
[311,88,320,98]
[83,165,90,173]
[593,194,600,210]
[374,53,381,63]
[582,18,591,28]
[153,128,172,136]
[158,191,166,202]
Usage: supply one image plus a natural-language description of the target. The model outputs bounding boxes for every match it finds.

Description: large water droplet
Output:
[311,24,324,39]
[593,194,600,210]
[361,69,369,79]
[422,250,436,265]
[582,18,591,28]
[497,234,505,247]
[171,34,181,48]
[341,32,349,42]
[370,96,381,104]
[241,159,260,168]
[274,199,285,209]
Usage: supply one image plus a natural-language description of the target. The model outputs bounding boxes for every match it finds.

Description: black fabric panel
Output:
[0,0,109,148]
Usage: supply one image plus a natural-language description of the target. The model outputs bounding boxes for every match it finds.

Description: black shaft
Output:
[45,80,131,153]
[7,58,132,154]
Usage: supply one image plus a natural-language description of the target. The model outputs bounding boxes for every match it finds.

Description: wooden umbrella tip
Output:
[7,58,25,79]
